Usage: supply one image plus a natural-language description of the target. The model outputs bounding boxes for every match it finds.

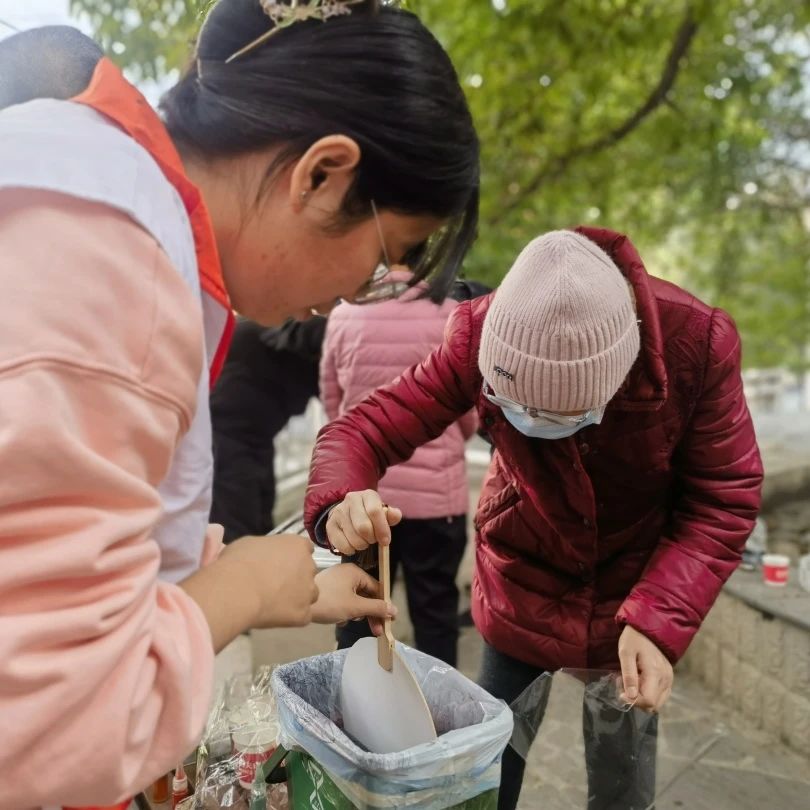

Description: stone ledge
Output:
[682,584,810,758]
[724,568,810,632]
[761,459,810,510]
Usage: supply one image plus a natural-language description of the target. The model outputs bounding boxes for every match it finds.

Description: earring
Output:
[300,190,309,202]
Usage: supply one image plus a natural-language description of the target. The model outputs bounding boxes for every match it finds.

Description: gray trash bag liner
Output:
[272,643,513,809]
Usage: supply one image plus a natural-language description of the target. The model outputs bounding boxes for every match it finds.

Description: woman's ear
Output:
[289,135,361,213]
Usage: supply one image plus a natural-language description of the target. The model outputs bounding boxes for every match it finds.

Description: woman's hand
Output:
[311,563,397,634]
[325,490,402,555]
[181,534,319,652]
[618,625,674,712]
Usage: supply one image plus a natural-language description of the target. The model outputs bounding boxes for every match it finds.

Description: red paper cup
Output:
[762,554,790,587]
[233,721,279,790]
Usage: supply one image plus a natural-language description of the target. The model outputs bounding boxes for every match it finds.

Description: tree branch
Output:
[491,6,700,225]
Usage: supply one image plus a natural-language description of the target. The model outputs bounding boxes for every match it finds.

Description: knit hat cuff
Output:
[480,318,640,412]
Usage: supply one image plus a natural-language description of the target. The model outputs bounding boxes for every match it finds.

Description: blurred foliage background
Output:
[70,0,810,369]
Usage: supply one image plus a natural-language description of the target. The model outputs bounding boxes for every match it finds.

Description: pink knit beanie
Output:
[478,230,640,412]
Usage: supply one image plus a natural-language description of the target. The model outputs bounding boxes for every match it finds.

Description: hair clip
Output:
[225,0,367,64]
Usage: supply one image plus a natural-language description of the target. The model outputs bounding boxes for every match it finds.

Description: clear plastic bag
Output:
[509,668,641,763]
[193,666,289,810]
[508,668,725,810]
[272,643,514,809]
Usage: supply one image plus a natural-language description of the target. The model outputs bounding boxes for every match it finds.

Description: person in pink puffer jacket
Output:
[320,269,479,665]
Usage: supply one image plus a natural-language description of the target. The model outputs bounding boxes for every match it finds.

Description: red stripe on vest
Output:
[71,59,234,388]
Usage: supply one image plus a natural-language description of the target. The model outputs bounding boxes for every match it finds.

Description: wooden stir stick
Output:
[377,541,395,671]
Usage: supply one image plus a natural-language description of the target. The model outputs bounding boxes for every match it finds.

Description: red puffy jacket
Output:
[305,227,763,670]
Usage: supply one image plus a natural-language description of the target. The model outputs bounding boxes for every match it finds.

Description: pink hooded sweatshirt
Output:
[0,190,217,810]
[0,61,230,809]
[320,272,477,519]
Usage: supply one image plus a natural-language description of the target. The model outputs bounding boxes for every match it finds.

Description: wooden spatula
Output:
[377,542,395,671]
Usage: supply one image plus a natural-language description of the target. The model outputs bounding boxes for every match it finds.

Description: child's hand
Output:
[326,490,403,555]
[311,563,397,632]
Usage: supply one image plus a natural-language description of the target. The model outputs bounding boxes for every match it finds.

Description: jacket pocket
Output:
[475,482,520,531]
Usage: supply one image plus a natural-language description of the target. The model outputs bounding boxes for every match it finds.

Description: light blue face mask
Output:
[502,407,604,439]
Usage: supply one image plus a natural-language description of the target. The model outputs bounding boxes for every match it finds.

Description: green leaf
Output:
[69,0,810,368]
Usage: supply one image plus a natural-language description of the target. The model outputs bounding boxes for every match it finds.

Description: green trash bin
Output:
[270,645,513,810]
[255,747,499,810]
[286,750,498,810]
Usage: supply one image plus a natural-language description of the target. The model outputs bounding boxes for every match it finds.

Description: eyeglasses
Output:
[350,200,411,306]
[483,381,605,427]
